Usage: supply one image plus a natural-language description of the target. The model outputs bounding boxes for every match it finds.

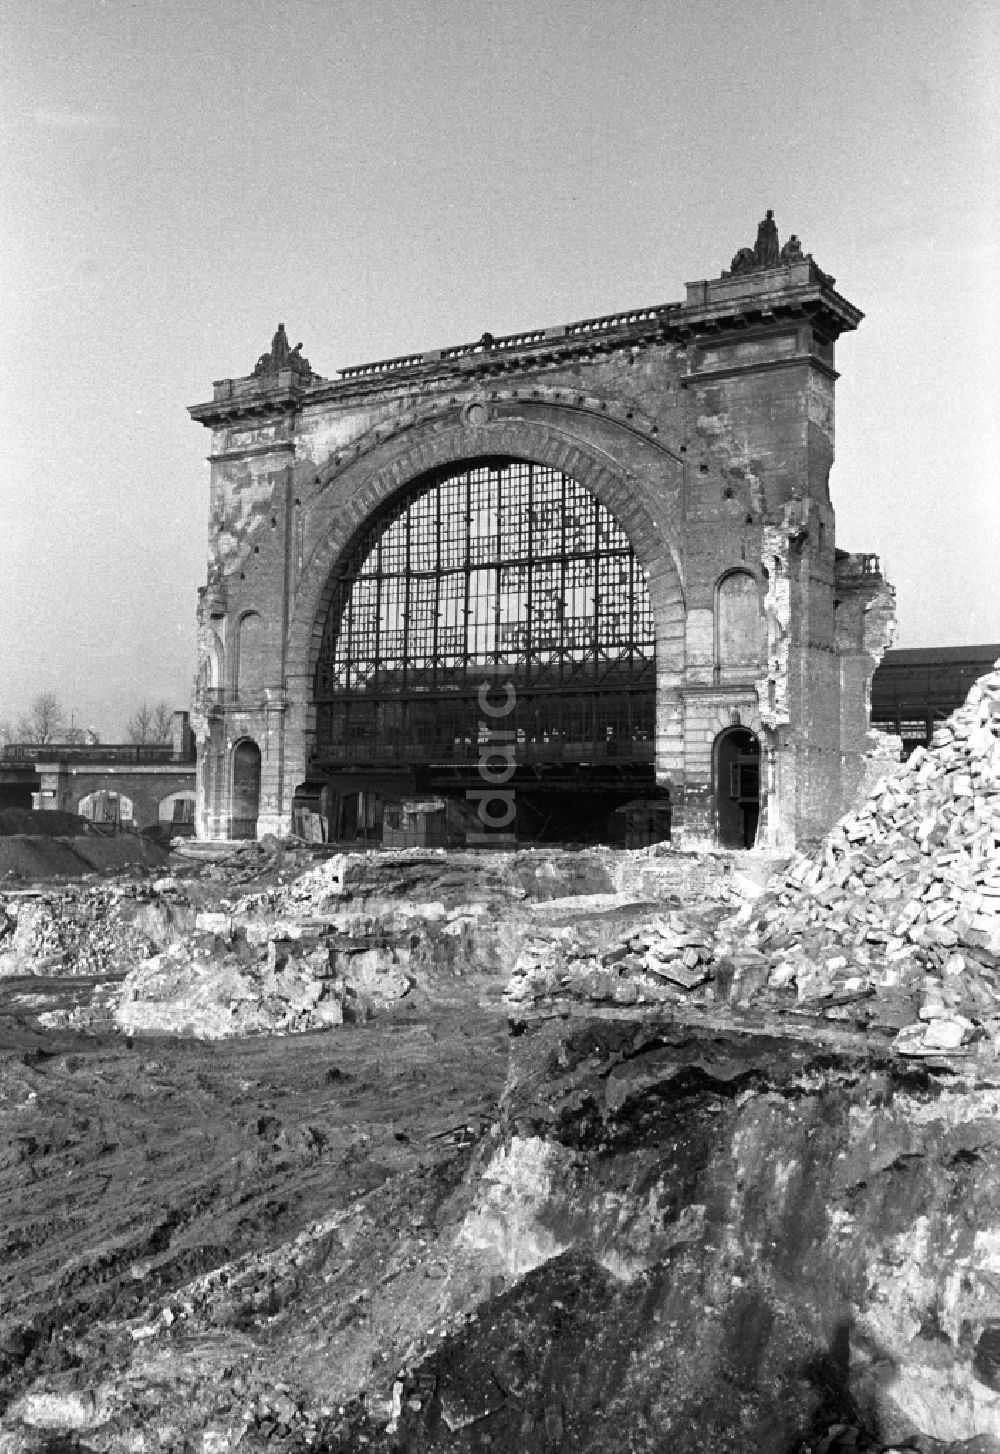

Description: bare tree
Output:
[126,700,173,744]
[16,693,66,744]
[125,702,153,743]
[152,702,174,744]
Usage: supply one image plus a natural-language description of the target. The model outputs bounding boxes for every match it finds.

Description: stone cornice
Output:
[683,354,841,386]
[188,265,862,428]
[189,373,317,428]
[35,762,195,777]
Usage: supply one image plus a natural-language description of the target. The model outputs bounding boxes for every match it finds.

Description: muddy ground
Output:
[1,932,511,1450]
[2,841,998,1453]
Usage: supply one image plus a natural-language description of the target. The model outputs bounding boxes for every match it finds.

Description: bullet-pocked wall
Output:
[189,215,894,850]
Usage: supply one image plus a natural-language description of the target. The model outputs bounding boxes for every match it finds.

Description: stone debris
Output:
[716,659,1000,1052]
[504,906,725,1015]
[0,882,159,979]
[2,846,660,1039]
[507,660,1000,1060]
[108,850,632,1038]
[114,937,370,1039]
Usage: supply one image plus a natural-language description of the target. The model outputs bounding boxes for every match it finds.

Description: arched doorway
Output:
[714,728,760,848]
[311,457,657,842]
[231,740,261,840]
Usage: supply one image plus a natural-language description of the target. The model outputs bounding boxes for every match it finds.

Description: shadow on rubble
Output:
[358,1260,881,1454]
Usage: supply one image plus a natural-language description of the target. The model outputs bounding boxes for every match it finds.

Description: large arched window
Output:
[313,459,656,766]
[715,570,760,669]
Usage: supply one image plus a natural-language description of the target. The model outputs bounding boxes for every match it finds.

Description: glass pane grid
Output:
[314,460,655,760]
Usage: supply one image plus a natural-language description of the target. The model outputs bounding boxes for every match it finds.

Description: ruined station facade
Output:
[189,214,894,850]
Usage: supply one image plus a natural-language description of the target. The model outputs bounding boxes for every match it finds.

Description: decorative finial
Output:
[253,323,313,379]
[724,211,810,278]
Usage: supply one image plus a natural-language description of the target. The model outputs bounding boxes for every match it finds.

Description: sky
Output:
[2,0,998,738]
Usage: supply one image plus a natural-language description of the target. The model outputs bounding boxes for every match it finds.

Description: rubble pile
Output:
[171,833,316,888]
[122,848,745,1037]
[504,907,723,1019]
[115,930,379,1039]
[0,884,158,978]
[5,848,648,1039]
[505,662,1000,1051]
[715,660,1000,1050]
[610,845,741,907]
[282,848,530,916]
[110,850,554,1038]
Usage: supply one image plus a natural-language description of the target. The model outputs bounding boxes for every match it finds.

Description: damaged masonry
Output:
[189,215,894,852]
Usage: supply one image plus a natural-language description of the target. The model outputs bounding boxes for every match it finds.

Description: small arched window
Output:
[201,631,223,692]
[716,570,760,667]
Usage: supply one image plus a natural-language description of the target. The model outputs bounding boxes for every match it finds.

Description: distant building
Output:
[189,215,893,850]
[0,713,196,833]
[871,645,1000,755]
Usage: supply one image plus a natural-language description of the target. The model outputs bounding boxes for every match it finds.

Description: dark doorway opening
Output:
[294,764,659,847]
[231,740,261,840]
[715,728,760,848]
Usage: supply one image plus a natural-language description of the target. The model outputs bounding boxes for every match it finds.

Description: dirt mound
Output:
[0,809,89,837]
[0,836,99,881]
[0,832,170,882]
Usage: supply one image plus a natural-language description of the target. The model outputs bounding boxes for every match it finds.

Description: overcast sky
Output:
[2,0,998,738]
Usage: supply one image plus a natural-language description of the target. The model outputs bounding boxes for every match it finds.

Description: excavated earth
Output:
[2,670,1000,1454]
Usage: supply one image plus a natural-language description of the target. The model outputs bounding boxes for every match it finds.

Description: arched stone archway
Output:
[280,410,688,823]
[158,789,196,831]
[312,455,657,779]
[289,411,685,691]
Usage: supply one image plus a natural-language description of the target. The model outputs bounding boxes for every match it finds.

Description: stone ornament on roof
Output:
[724,211,810,278]
[253,323,313,379]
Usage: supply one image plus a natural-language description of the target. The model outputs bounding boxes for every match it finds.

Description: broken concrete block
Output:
[195,912,234,939]
[922,1016,972,1050]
